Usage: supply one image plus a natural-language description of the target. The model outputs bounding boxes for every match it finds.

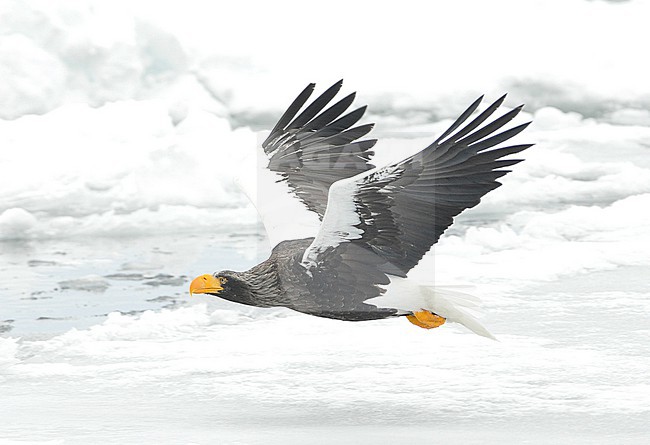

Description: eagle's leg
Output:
[406,310,446,329]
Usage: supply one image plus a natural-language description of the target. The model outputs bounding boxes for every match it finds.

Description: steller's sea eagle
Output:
[190,80,531,339]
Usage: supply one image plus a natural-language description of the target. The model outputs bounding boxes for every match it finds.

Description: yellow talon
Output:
[406,310,446,329]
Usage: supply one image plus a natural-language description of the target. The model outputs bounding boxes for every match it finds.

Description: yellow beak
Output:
[189,274,223,295]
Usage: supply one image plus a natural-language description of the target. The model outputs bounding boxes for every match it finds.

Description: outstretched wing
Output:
[261,80,377,218]
[302,95,532,277]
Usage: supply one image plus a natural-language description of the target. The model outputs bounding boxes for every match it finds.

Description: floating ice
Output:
[0,208,37,239]
[58,275,110,293]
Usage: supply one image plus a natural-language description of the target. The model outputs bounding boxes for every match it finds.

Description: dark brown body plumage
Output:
[218,238,398,321]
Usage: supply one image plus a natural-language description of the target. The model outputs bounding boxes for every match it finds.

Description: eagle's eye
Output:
[219,277,228,285]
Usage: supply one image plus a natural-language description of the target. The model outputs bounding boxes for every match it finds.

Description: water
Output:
[0,233,266,337]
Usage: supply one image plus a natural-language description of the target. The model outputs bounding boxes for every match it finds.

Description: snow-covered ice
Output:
[1,0,650,443]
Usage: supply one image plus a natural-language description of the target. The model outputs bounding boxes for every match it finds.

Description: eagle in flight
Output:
[190,80,531,339]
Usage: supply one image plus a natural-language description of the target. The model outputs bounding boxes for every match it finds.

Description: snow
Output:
[1,0,650,443]
[2,302,649,444]
[0,100,257,240]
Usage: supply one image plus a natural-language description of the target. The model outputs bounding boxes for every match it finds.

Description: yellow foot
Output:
[406,310,446,329]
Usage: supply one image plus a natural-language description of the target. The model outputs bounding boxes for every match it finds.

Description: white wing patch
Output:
[300,163,402,268]
[300,174,364,267]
